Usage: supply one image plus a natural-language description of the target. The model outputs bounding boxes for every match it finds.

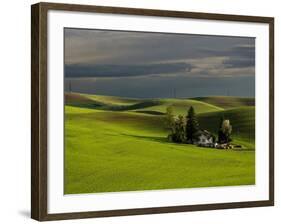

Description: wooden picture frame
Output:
[31,2,274,221]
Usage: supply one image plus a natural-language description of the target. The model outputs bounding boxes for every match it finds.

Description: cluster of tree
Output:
[166,106,232,144]
[166,106,199,143]
[218,118,232,144]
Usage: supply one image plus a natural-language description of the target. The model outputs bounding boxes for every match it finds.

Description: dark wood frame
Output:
[31,2,274,221]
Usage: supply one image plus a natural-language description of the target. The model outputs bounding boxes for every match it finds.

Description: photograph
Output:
[64,28,256,195]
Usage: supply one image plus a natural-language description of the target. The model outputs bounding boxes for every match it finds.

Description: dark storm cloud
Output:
[64,28,255,97]
[65,76,255,98]
[223,58,255,68]
[65,28,255,69]
[220,45,255,68]
[231,45,255,58]
[65,62,193,78]
[200,45,255,58]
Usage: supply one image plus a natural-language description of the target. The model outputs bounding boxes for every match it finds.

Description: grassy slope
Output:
[193,96,255,109]
[84,94,140,105]
[65,103,255,194]
[65,93,223,115]
[135,98,223,115]
[198,107,255,150]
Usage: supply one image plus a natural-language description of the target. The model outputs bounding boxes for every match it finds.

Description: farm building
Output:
[195,130,215,147]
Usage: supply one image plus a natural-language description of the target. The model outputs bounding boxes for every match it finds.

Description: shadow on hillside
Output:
[135,110,165,115]
[66,100,162,112]
[121,133,168,143]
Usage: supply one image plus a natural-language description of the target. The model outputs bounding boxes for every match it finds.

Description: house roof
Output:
[195,130,213,138]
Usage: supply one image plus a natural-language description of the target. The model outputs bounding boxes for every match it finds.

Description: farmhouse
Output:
[195,130,215,147]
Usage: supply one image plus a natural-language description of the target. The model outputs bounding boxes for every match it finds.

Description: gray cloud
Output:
[223,58,255,68]
[220,45,255,69]
[65,28,255,68]
[200,45,255,58]
[65,62,193,78]
[64,28,255,97]
[65,76,255,98]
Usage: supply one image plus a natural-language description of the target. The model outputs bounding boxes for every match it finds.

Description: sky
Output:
[64,28,255,98]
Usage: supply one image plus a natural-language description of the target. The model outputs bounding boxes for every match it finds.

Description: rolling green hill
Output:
[84,94,140,105]
[65,93,224,115]
[198,107,255,140]
[64,92,255,194]
[64,93,255,194]
[66,92,160,111]
[193,96,255,109]
[65,105,255,194]
[134,98,223,115]
[198,107,255,150]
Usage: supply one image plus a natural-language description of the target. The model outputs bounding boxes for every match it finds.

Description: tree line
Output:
[166,106,232,145]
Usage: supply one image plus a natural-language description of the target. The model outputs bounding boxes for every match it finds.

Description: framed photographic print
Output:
[31,2,274,221]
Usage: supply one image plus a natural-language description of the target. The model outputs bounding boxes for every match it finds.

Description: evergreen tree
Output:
[185,106,199,143]
[165,106,175,133]
[166,106,176,142]
[174,115,186,143]
[218,116,225,143]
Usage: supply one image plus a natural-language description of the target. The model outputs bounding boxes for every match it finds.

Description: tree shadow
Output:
[121,133,168,143]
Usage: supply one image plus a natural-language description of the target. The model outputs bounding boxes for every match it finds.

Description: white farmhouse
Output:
[195,130,215,146]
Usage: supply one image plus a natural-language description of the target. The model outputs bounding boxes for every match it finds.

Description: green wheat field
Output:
[64,92,255,194]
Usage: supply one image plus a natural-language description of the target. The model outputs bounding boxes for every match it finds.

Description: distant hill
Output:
[65,92,223,115]
[192,96,255,109]
[134,98,223,115]
[65,92,94,104]
[65,92,255,143]
[64,92,255,194]
[198,106,255,142]
[65,92,161,111]
[84,94,140,106]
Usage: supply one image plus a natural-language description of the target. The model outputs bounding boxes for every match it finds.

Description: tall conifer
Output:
[185,106,199,143]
